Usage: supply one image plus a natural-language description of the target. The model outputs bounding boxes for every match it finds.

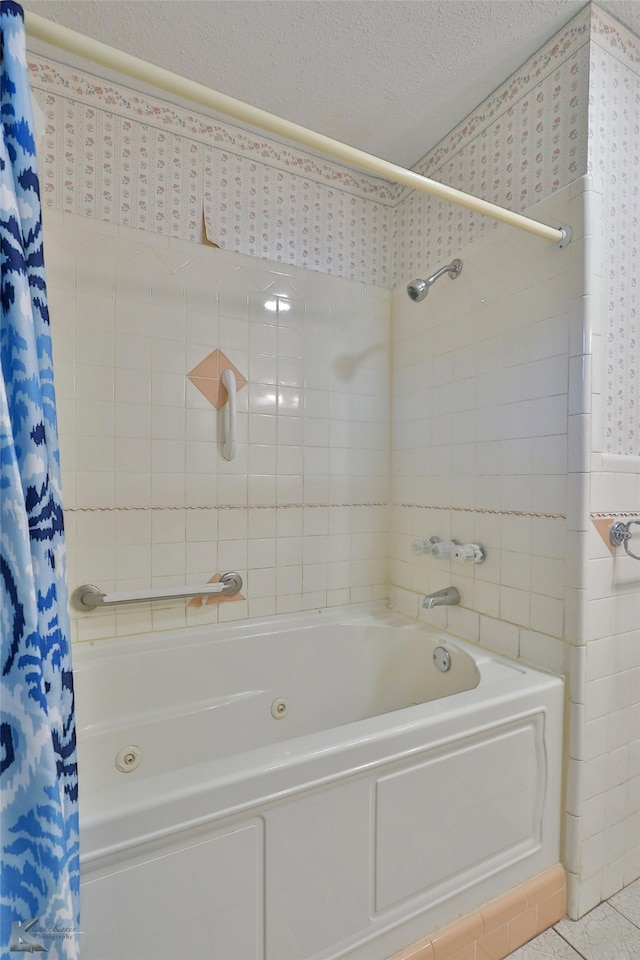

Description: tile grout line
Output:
[609,901,640,932]
[551,926,591,960]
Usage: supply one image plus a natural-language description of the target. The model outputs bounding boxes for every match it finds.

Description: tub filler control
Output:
[271,697,290,719]
[433,646,452,673]
[115,744,142,773]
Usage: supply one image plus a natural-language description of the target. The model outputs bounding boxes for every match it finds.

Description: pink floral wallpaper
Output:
[29,4,594,289]
[588,7,640,456]
[395,37,589,282]
[202,147,391,282]
[30,54,396,285]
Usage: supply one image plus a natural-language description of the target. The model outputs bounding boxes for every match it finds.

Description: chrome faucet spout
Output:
[422,586,460,609]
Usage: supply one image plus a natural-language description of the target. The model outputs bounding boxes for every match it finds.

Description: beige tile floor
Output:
[508,880,640,959]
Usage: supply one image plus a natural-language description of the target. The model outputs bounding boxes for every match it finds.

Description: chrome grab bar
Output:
[221,367,237,461]
[71,572,243,611]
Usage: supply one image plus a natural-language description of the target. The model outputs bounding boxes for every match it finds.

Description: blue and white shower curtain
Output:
[0,3,79,958]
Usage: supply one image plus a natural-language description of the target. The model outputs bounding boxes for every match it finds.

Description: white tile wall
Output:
[565,508,640,916]
[390,167,640,915]
[46,211,390,641]
[562,6,640,909]
[389,184,585,671]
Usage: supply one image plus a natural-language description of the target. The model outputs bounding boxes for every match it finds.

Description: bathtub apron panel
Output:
[73,603,564,960]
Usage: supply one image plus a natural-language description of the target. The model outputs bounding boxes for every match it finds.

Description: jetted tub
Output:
[74,603,564,960]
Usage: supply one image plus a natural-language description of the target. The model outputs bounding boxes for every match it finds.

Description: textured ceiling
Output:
[24,0,640,169]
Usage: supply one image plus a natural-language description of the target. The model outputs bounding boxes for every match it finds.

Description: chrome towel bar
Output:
[610,520,640,560]
[72,572,243,611]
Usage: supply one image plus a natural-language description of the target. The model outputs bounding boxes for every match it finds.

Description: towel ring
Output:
[610,519,640,560]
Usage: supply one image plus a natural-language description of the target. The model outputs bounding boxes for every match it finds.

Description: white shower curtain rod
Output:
[25,10,570,247]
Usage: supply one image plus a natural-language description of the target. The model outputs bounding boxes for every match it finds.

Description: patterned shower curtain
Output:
[0,3,79,958]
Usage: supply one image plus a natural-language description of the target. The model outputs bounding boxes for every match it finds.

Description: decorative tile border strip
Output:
[28,54,397,203]
[395,504,566,520]
[65,503,388,513]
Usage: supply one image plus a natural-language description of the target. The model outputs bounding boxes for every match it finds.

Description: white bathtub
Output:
[74,603,564,960]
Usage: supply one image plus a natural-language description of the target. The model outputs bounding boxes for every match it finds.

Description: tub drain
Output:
[115,744,142,773]
[271,697,289,719]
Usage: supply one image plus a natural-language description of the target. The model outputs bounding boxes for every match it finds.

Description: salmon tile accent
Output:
[189,349,222,380]
[536,888,566,933]
[476,925,509,960]
[481,888,528,932]
[525,863,565,906]
[444,946,475,960]
[431,915,483,959]
[591,517,615,554]
[391,940,434,960]
[386,865,566,960]
[186,572,245,607]
[508,907,538,952]
[187,348,247,409]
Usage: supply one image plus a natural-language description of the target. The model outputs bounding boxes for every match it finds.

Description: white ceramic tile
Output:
[575,870,603,919]
[152,543,186,578]
[151,472,186,507]
[519,629,567,675]
[501,550,531,591]
[114,544,152,581]
[507,928,584,960]
[115,438,150,474]
[601,858,626,903]
[532,517,567,559]
[609,880,640,927]
[479,615,519,659]
[499,585,530,628]
[153,405,184,441]
[531,557,566,601]
[249,567,276,598]
[556,902,640,960]
[115,367,151,404]
[183,509,217,546]
[75,436,115,474]
[76,471,115,508]
[248,538,276,569]
[115,332,151,371]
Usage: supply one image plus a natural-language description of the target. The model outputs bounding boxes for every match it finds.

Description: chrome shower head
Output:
[406,259,463,302]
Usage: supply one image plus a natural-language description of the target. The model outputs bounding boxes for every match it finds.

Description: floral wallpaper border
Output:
[29,54,394,203]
